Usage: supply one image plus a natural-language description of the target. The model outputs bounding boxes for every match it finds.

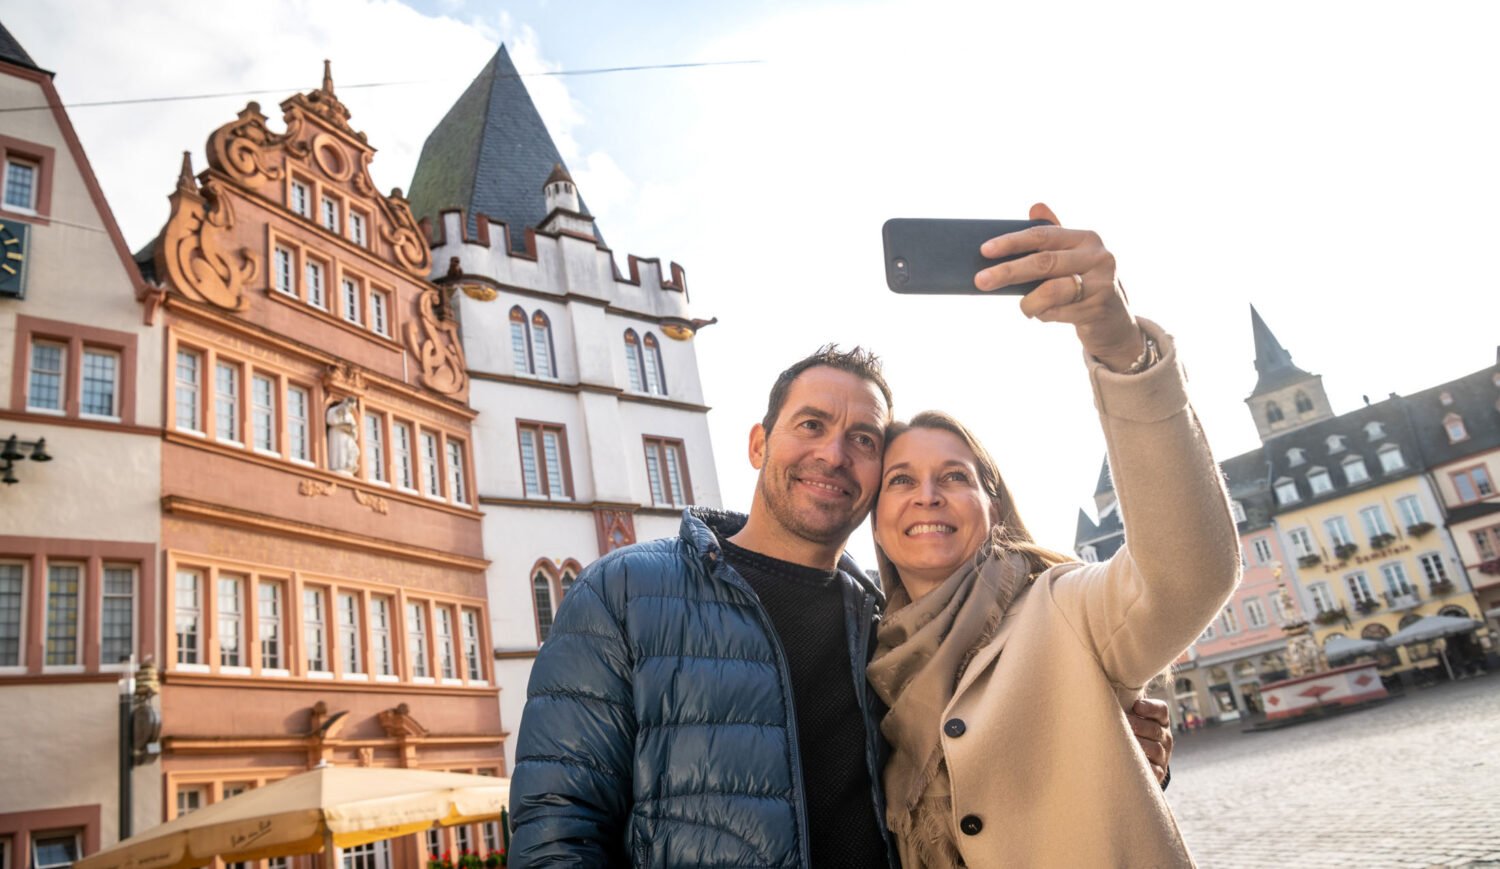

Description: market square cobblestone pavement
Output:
[1167,673,1500,868]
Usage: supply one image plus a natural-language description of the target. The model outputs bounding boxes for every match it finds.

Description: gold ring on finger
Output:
[1071,273,1085,304]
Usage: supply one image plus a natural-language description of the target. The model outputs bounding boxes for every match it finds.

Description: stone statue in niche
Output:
[326,397,360,475]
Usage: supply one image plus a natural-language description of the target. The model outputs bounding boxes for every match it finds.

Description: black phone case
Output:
[882,218,1052,295]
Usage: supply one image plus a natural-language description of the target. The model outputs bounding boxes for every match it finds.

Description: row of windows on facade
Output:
[508,305,670,397]
[288,176,370,249]
[171,346,470,504]
[27,341,121,418]
[3,156,37,213]
[171,568,487,684]
[1262,391,1319,424]
[0,562,133,669]
[271,242,391,338]
[1272,444,1409,505]
[518,418,692,509]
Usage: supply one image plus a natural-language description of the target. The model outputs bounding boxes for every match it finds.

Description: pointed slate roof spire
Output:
[1249,304,1313,395]
[407,45,601,251]
[0,19,45,73]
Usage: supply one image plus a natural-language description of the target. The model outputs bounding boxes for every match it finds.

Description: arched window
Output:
[509,307,532,375]
[531,311,556,378]
[1295,391,1314,413]
[560,570,576,599]
[532,570,555,643]
[1266,401,1284,424]
[623,330,644,391]
[1438,605,1470,619]
[642,333,667,396]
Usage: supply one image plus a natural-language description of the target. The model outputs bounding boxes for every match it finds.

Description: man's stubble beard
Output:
[756,460,869,549]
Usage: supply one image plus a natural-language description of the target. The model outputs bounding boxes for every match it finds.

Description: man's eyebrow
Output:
[789,405,832,422]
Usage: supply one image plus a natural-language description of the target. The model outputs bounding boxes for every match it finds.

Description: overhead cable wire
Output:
[0,58,764,114]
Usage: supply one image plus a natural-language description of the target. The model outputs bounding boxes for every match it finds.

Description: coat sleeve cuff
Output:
[1085,318,1189,424]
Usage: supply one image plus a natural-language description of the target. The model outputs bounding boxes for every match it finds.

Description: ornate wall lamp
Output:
[2,435,52,484]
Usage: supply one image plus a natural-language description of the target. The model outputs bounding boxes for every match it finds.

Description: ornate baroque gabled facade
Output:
[144,64,503,848]
[407,46,722,772]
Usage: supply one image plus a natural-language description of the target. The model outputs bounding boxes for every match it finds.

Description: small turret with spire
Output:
[1244,304,1334,441]
[538,163,594,238]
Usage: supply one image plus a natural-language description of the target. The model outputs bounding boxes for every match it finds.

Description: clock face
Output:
[0,220,29,298]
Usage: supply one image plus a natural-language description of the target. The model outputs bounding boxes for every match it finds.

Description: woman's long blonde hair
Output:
[876,411,1074,595]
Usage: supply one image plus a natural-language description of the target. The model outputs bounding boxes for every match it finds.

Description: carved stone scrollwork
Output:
[378,188,433,277]
[405,285,468,398]
[156,156,258,312]
[205,102,303,188]
[299,479,338,497]
[322,360,367,397]
[352,488,389,515]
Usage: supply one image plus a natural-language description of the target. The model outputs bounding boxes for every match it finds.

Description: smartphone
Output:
[882,218,1052,295]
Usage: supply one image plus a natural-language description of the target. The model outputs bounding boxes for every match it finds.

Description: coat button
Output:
[943,718,966,738]
[960,814,984,836]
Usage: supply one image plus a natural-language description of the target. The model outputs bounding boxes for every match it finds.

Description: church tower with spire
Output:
[1245,305,1334,441]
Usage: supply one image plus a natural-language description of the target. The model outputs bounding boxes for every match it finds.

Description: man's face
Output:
[750,366,889,548]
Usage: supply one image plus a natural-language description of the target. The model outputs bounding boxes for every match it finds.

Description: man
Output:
[508,346,1173,867]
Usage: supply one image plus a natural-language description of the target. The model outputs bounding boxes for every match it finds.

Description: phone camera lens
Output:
[892,258,909,285]
[894,258,907,271]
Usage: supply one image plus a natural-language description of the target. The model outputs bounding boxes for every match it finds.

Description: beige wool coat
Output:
[883,321,1242,869]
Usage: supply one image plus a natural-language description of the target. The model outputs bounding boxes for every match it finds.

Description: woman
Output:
[867,205,1240,868]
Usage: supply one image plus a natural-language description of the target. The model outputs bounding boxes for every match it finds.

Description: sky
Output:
[5,0,1499,569]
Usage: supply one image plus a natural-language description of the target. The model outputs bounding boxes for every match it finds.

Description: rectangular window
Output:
[176,785,206,816]
[1343,458,1370,484]
[321,197,340,234]
[446,439,468,504]
[290,180,310,217]
[1418,553,1450,587]
[1452,466,1495,504]
[1219,605,1240,634]
[393,422,415,490]
[370,289,390,336]
[407,602,430,678]
[1381,562,1415,597]
[218,574,245,668]
[1245,598,1268,628]
[45,564,82,666]
[252,374,277,452]
[306,259,326,309]
[453,827,472,856]
[81,348,119,417]
[287,385,311,462]
[0,563,23,667]
[1308,470,1333,495]
[1198,623,1215,642]
[421,430,443,498]
[341,841,391,869]
[370,596,394,677]
[258,580,284,671]
[1308,582,1336,615]
[28,340,65,411]
[4,158,38,211]
[1379,447,1406,473]
[1275,480,1299,505]
[102,566,135,666]
[338,591,363,676]
[349,210,368,247]
[1345,571,1375,605]
[1288,527,1315,558]
[462,607,483,681]
[304,587,329,674]
[175,349,203,432]
[31,833,80,869]
[175,569,202,665]
[1359,506,1391,539]
[1324,516,1353,548]
[1397,495,1425,528]
[519,423,570,499]
[1251,538,1273,565]
[274,246,295,295]
[436,607,458,679]
[644,437,691,507]
[1474,526,1500,562]
[365,413,387,483]
[341,277,362,325]
[215,361,241,443]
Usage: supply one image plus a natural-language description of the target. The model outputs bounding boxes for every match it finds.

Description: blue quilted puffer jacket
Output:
[508,508,897,868]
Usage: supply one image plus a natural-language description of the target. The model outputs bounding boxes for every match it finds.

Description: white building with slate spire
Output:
[407,46,721,771]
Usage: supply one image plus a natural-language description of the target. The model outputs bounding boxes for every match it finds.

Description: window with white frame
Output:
[1198,622,1215,642]
[1342,456,1369,484]
[1444,414,1468,443]
[421,430,443,498]
[1378,444,1405,473]
[1344,571,1376,606]
[1230,500,1246,523]
[1380,562,1415,597]
[406,602,430,678]
[446,439,468,505]
[28,340,65,411]
[349,209,368,247]
[509,307,532,374]
[393,422,415,490]
[176,785,207,816]
[1252,537,1273,565]
[423,830,442,861]
[338,591,363,676]
[364,413,387,483]
[101,566,135,666]
[81,348,119,418]
[531,311,556,378]
[453,827,473,857]
[1396,495,1425,528]
[252,374,277,453]
[642,333,667,396]
[289,180,311,218]
[533,571,556,643]
[519,422,570,499]
[4,158,38,211]
[321,196,340,234]
[306,258,327,309]
[560,570,575,599]
[1307,467,1333,495]
[1,563,25,667]
[341,840,391,869]
[1451,465,1494,504]
[1418,552,1450,588]
[1308,582,1336,614]
[482,820,502,854]
[462,607,484,681]
[436,607,458,680]
[217,574,246,668]
[1359,506,1392,540]
[304,587,329,674]
[370,289,390,337]
[370,596,394,677]
[287,385,311,463]
[1245,598,1269,628]
[1287,527,1316,558]
[214,362,241,443]
[1275,478,1299,505]
[175,569,203,665]
[340,277,362,325]
[1476,525,1500,560]
[274,246,295,295]
[45,564,82,666]
[1324,516,1354,548]
[31,832,80,869]
[1219,605,1240,634]
[644,436,691,507]
[624,330,645,390]
[258,580,284,671]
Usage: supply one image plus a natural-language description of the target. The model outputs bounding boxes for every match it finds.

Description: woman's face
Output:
[874,426,994,596]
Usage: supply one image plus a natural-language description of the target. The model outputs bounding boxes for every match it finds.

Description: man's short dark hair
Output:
[761,345,894,434]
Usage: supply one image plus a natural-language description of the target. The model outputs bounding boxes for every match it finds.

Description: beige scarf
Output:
[867,533,1035,869]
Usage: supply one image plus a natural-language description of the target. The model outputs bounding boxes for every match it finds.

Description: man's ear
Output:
[748,423,767,471]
